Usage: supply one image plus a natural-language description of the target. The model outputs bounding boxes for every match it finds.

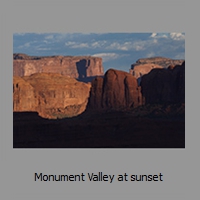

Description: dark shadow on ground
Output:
[13,108,185,148]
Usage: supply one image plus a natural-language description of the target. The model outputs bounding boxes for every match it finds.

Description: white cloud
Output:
[43,40,52,44]
[91,40,107,48]
[162,34,168,38]
[24,43,30,47]
[45,35,54,40]
[65,41,89,48]
[65,41,76,46]
[106,42,120,50]
[146,52,156,58]
[135,45,144,51]
[106,41,134,51]
[92,53,129,62]
[36,47,51,51]
[120,46,129,51]
[55,33,69,40]
[92,53,120,62]
[133,41,146,51]
[150,33,168,39]
[106,39,161,52]
[91,42,101,48]
[18,42,31,48]
[150,33,157,38]
[72,43,89,48]
[170,33,185,40]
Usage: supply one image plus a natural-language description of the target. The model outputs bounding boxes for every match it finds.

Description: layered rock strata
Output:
[88,69,142,110]
[140,61,185,104]
[130,57,184,80]
[13,55,185,119]
[13,73,91,119]
[13,54,104,81]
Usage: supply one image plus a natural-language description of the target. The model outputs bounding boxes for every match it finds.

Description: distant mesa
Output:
[129,57,184,82]
[13,53,104,82]
[13,54,185,119]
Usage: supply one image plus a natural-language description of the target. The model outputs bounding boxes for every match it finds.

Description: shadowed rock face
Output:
[88,69,142,110]
[140,61,185,104]
[13,73,91,119]
[130,57,184,81]
[13,77,37,111]
[13,55,185,119]
[13,54,104,81]
[88,77,104,110]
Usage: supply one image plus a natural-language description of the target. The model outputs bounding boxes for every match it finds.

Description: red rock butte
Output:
[13,73,91,119]
[130,57,184,79]
[13,54,185,119]
[88,69,143,110]
[13,53,104,80]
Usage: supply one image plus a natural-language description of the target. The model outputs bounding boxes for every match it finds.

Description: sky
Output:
[13,33,185,73]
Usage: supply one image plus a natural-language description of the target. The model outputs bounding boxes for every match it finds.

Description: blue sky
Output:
[13,33,185,73]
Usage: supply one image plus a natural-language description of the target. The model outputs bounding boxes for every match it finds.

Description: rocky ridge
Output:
[130,57,184,80]
[13,55,185,119]
[13,53,104,81]
[140,61,185,104]
[88,61,185,113]
[88,69,142,110]
[13,73,91,119]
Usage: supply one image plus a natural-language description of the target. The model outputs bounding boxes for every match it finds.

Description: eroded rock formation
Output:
[13,73,91,119]
[88,61,185,112]
[140,61,185,104]
[130,57,184,81]
[88,69,142,110]
[13,54,185,119]
[88,77,104,110]
[13,54,104,81]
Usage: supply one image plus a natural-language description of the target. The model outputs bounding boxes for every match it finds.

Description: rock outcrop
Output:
[130,57,184,81]
[13,73,91,119]
[88,77,104,110]
[13,55,185,119]
[140,61,185,104]
[88,59,185,112]
[13,54,104,82]
[88,69,142,110]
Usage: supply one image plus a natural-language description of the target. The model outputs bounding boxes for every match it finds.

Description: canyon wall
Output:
[88,69,142,110]
[13,73,91,119]
[130,57,184,81]
[88,62,185,112]
[140,61,185,104]
[13,54,104,81]
[13,55,185,119]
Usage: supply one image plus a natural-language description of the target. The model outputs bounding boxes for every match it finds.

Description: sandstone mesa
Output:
[13,54,185,119]
[13,73,91,119]
[13,53,104,81]
[130,57,184,80]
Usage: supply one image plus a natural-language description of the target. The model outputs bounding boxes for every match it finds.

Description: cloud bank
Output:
[13,33,185,72]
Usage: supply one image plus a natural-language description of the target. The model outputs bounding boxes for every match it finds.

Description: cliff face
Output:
[88,69,142,110]
[13,54,104,81]
[13,73,91,119]
[140,61,185,104]
[130,57,184,80]
[13,55,185,119]
[88,61,185,112]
